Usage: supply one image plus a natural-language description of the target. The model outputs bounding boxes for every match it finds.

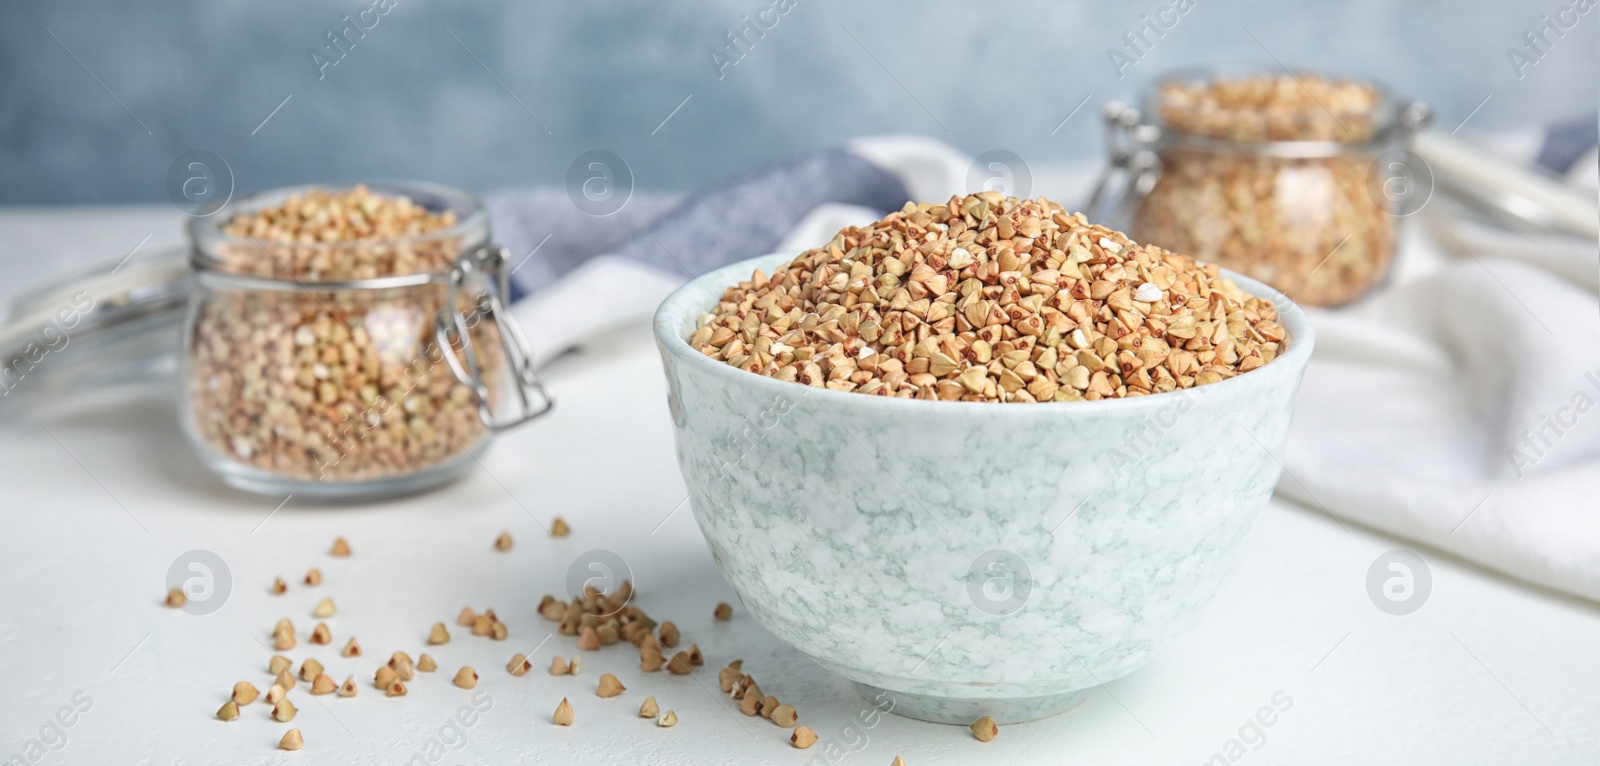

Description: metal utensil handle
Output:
[435,244,554,431]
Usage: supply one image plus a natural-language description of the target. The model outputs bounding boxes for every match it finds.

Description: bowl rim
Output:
[653,252,1315,415]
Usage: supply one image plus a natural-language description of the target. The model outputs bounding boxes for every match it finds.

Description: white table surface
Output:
[2,207,1597,766]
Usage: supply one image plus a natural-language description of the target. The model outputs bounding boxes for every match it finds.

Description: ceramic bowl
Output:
[653,253,1314,724]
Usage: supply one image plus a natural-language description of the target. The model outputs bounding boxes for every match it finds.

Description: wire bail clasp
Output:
[436,245,554,431]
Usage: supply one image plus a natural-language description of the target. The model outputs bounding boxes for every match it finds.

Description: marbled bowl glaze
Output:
[653,253,1314,724]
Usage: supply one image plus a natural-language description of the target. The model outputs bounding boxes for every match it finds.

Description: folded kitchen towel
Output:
[491,133,1600,602]
[1285,260,1600,599]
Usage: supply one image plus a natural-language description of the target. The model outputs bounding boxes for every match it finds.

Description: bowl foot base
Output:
[851,682,1090,725]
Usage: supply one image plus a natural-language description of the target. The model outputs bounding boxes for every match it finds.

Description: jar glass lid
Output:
[0,249,190,414]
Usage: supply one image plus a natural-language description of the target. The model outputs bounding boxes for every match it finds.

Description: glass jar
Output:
[181,182,551,499]
[1090,67,1431,307]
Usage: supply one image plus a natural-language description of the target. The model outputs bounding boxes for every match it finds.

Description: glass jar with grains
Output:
[182,183,552,499]
[1089,67,1431,306]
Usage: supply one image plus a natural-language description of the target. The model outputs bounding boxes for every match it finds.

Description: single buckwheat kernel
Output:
[507,654,532,677]
[596,674,625,697]
[553,698,575,726]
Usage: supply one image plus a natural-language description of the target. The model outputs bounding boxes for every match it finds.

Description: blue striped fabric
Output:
[491,147,910,303]
[1535,113,1599,175]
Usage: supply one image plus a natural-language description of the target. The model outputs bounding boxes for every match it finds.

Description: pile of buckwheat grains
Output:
[190,530,875,754]
[692,192,1287,401]
[217,184,462,279]
[188,185,497,482]
[1153,72,1381,143]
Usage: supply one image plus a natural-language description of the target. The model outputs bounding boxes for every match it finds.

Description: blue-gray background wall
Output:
[2,0,1594,205]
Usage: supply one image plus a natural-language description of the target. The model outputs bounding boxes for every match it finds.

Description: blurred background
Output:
[2,0,1593,204]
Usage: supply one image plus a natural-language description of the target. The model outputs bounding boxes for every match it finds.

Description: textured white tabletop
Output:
[1,207,1597,765]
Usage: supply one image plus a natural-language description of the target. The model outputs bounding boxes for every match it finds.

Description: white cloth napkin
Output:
[1286,245,1600,600]
[506,136,1600,602]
